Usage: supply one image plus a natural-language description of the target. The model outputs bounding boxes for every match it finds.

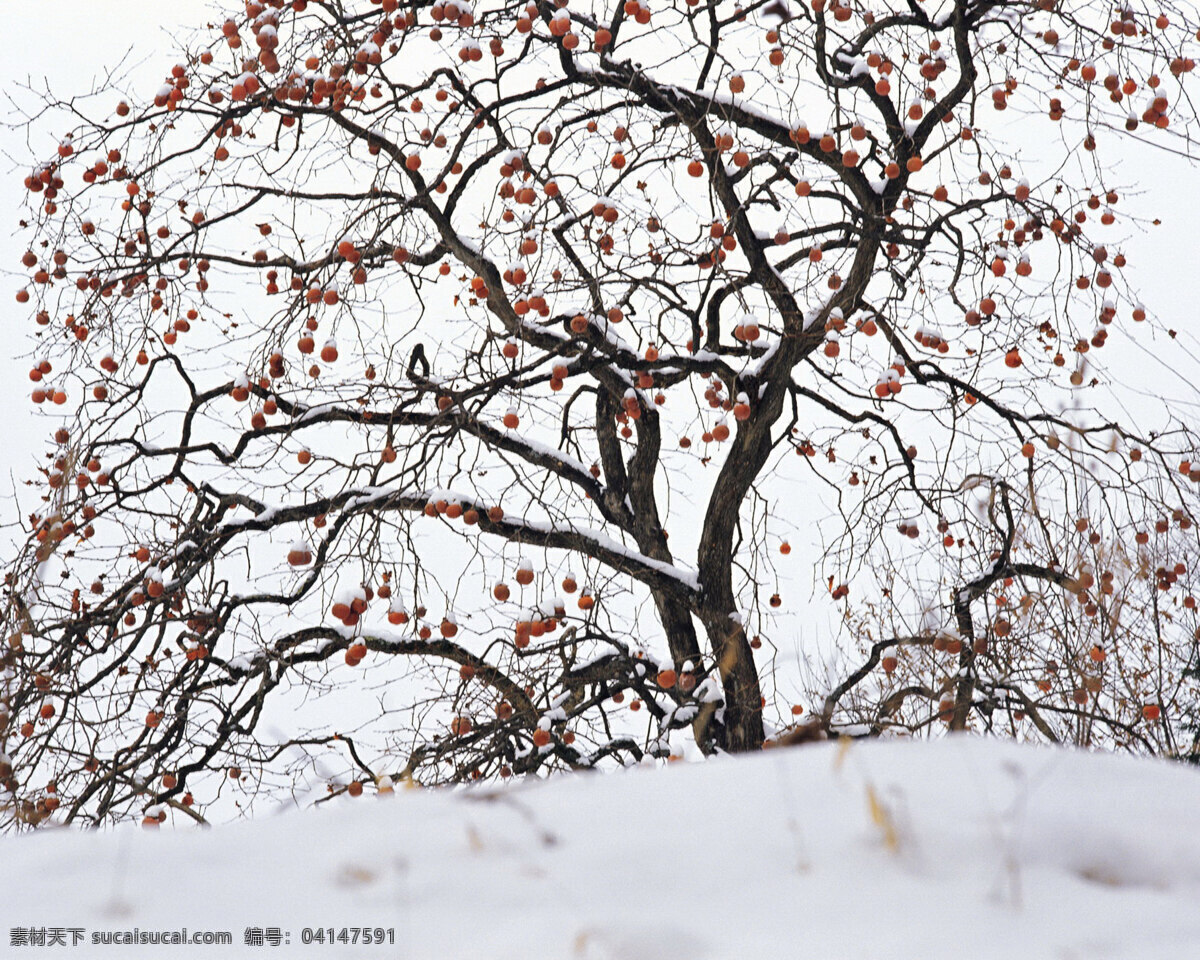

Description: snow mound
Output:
[5,738,1200,958]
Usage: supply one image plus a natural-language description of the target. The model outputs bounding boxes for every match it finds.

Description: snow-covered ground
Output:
[5,737,1199,959]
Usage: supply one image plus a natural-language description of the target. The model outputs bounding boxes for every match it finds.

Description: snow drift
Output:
[5,737,1200,959]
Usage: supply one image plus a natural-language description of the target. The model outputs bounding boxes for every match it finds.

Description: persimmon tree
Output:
[4,0,1200,827]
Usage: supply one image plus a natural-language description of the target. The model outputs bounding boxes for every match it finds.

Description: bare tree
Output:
[3,0,1200,827]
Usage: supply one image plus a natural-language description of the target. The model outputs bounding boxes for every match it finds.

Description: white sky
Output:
[0,3,214,498]
[2,0,1196,465]
[1,2,1198,757]
[3,5,1197,461]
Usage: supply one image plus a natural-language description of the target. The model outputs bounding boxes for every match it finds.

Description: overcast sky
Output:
[2,1,1198,552]
[0,3,211,523]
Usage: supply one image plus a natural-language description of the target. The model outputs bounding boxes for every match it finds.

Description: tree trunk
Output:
[702,614,765,751]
